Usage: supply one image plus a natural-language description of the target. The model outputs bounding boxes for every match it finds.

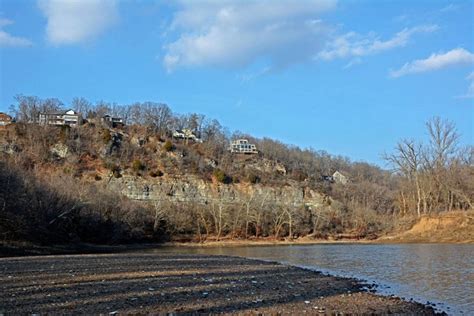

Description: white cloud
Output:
[0,18,33,47]
[317,25,438,61]
[456,72,474,99]
[0,18,12,28]
[38,0,118,45]
[390,48,474,78]
[163,0,337,72]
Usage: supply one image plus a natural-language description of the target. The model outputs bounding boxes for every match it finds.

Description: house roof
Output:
[41,109,79,115]
[333,170,349,178]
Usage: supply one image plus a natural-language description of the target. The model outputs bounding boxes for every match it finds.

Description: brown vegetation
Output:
[1,96,472,246]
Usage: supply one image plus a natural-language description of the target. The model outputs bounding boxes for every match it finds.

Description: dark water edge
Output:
[0,242,159,257]
[159,244,473,315]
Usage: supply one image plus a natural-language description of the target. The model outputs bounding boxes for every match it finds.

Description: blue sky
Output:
[0,0,473,166]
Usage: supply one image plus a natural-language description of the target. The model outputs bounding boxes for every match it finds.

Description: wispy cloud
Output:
[163,0,337,72]
[38,0,118,45]
[390,48,474,78]
[317,25,438,61]
[439,3,460,13]
[343,58,362,69]
[0,18,33,47]
[456,72,474,99]
[239,66,272,83]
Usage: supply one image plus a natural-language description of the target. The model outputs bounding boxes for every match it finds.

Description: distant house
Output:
[0,112,13,127]
[101,115,124,128]
[322,175,334,182]
[172,129,202,142]
[230,139,258,154]
[332,171,349,184]
[39,109,82,127]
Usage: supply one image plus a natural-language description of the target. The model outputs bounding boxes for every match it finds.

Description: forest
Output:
[0,95,472,245]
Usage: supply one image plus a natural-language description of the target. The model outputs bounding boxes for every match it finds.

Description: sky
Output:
[0,0,473,166]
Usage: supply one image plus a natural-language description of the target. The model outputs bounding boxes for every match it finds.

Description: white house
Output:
[172,128,202,142]
[39,110,82,127]
[332,171,349,184]
[230,139,258,154]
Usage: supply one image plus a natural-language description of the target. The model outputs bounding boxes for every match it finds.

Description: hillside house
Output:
[230,139,258,154]
[39,110,82,127]
[172,129,202,142]
[101,115,124,128]
[0,112,13,127]
[333,171,349,184]
[322,175,334,182]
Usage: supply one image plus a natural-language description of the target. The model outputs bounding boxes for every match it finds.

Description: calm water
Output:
[164,244,473,315]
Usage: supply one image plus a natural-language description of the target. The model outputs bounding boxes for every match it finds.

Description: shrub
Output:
[113,169,122,178]
[106,164,121,178]
[247,173,260,184]
[291,169,308,181]
[213,168,230,184]
[102,129,112,144]
[132,159,146,172]
[163,140,173,152]
[149,170,164,178]
[94,174,102,181]
[59,126,70,142]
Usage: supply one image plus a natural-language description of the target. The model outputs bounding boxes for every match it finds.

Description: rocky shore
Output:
[0,252,441,315]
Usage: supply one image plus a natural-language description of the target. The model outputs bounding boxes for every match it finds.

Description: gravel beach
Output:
[0,252,440,314]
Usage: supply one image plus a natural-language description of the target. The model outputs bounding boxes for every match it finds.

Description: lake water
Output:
[165,244,473,315]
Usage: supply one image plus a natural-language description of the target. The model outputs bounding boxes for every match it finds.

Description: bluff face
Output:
[109,174,327,210]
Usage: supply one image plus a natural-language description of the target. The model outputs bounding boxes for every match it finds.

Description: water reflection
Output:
[162,244,473,314]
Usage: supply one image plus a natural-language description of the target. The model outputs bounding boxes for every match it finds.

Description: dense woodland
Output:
[1,95,472,245]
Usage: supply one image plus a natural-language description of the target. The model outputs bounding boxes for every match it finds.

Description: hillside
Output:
[1,98,472,246]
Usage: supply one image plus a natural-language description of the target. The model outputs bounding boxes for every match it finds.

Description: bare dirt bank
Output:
[0,252,440,315]
[379,211,474,244]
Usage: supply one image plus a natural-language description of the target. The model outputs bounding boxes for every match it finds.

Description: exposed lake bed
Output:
[0,251,441,315]
[167,244,473,315]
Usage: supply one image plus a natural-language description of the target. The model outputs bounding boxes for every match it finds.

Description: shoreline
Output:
[0,252,443,315]
[1,237,472,258]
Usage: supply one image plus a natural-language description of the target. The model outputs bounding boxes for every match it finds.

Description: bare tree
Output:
[72,97,92,115]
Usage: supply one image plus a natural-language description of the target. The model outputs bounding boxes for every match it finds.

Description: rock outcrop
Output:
[108,175,326,209]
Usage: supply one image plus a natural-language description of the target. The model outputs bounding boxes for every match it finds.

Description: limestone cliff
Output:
[108,174,327,210]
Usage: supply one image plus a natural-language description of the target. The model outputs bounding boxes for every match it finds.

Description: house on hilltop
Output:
[39,109,82,127]
[172,129,202,142]
[333,171,349,184]
[230,139,258,154]
[0,112,13,127]
[101,115,124,128]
